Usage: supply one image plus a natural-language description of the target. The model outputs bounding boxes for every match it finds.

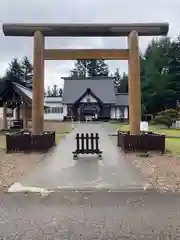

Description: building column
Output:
[128,31,141,135]
[124,106,128,119]
[22,102,28,129]
[15,105,20,120]
[3,102,7,129]
[32,31,44,134]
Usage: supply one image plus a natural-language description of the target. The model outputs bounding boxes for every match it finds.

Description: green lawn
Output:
[53,122,72,144]
[55,132,67,144]
[111,123,180,154]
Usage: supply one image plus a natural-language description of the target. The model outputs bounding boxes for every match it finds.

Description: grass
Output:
[111,123,180,155]
[44,121,72,144]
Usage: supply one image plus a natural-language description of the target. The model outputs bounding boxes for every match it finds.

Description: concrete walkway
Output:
[10,123,149,191]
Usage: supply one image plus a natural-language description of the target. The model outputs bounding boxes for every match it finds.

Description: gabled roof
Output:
[12,82,32,103]
[74,88,103,105]
[63,77,116,104]
[0,81,58,107]
[115,93,128,106]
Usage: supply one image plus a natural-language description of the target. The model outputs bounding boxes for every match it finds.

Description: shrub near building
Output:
[151,109,179,128]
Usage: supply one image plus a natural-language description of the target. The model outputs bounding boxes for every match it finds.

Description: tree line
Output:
[1,34,180,116]
[69,59,128,93]
[0,57,63,97]
[44,85,63,97]
[1,57,33,89]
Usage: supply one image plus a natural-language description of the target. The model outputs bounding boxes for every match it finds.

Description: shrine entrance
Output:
[3,23,169,135]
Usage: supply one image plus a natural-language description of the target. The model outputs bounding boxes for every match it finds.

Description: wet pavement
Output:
[1,190,180,239]
[3,123,180,239]
[9,123,148,191]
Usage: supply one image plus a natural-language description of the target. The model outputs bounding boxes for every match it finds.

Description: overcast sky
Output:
[0,0,179,88]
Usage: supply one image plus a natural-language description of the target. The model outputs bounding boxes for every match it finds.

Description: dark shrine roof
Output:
[62,76,128,106]
[63,77,116,104]
[115,93,128,106]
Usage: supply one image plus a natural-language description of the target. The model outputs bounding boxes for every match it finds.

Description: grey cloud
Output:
[0,0,179,88]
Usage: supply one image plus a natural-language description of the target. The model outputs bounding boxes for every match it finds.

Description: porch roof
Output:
[0,81,50,107]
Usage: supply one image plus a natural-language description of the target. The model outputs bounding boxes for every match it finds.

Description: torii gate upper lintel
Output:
[2,23,169,135]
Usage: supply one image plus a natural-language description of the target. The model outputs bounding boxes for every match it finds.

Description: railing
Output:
[117,130,165,153]
[73,133,102,159]
[6,131,56,153]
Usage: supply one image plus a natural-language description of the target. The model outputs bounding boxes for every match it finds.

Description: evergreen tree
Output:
[44,88,47,96]
[59,88,63,97]
[70,59,109,78]
[70,60,88,78]
[113,68,121,91]
[113,69,128,93]
[87,60,109,77]
[141,36,172,114]
[119,73,128,93]
[51,84,58,96]
[70,69,80,79]
[21,56,33,89]
[166,37,180,108]
[5,58,23,85]
[47,86,52,96]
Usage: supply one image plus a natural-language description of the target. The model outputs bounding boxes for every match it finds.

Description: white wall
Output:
[44,103,67,121]
[124,107,128,119]
[110,106,128,120]
[110,107,115,119]
[63,104,67,117]
[0,100,67,122]
[44,113,64,121]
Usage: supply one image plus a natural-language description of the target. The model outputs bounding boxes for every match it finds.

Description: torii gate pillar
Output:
[128,31,141,135]
[32,31,44,134]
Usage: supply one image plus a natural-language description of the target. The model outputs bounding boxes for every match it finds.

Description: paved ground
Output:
[3,123,180,239]
[1,190,180,239]
[9,123,148,191]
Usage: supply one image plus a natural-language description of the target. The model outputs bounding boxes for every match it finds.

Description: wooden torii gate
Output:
[2,23,169,135]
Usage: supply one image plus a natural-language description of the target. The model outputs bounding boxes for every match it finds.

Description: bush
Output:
[152,109,179,128]
[158,109,179,119]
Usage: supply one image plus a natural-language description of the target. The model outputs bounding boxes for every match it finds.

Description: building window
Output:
[44,107,63,114]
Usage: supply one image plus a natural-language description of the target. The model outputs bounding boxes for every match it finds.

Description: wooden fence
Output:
[117,131,165,153]
[73,133,102,158]
[6,131,56,153]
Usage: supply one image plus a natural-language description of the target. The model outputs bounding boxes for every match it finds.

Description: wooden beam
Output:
[15,105,20,120]
[32,31,44,134]
[2,23,169,37]
[22,102,28,129]
[44,49,129,60]
[2,102,7,129]
[128,31,141,135]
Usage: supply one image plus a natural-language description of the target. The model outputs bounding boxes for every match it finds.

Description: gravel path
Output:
[127,152,180,192]
[0,151,47,192]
